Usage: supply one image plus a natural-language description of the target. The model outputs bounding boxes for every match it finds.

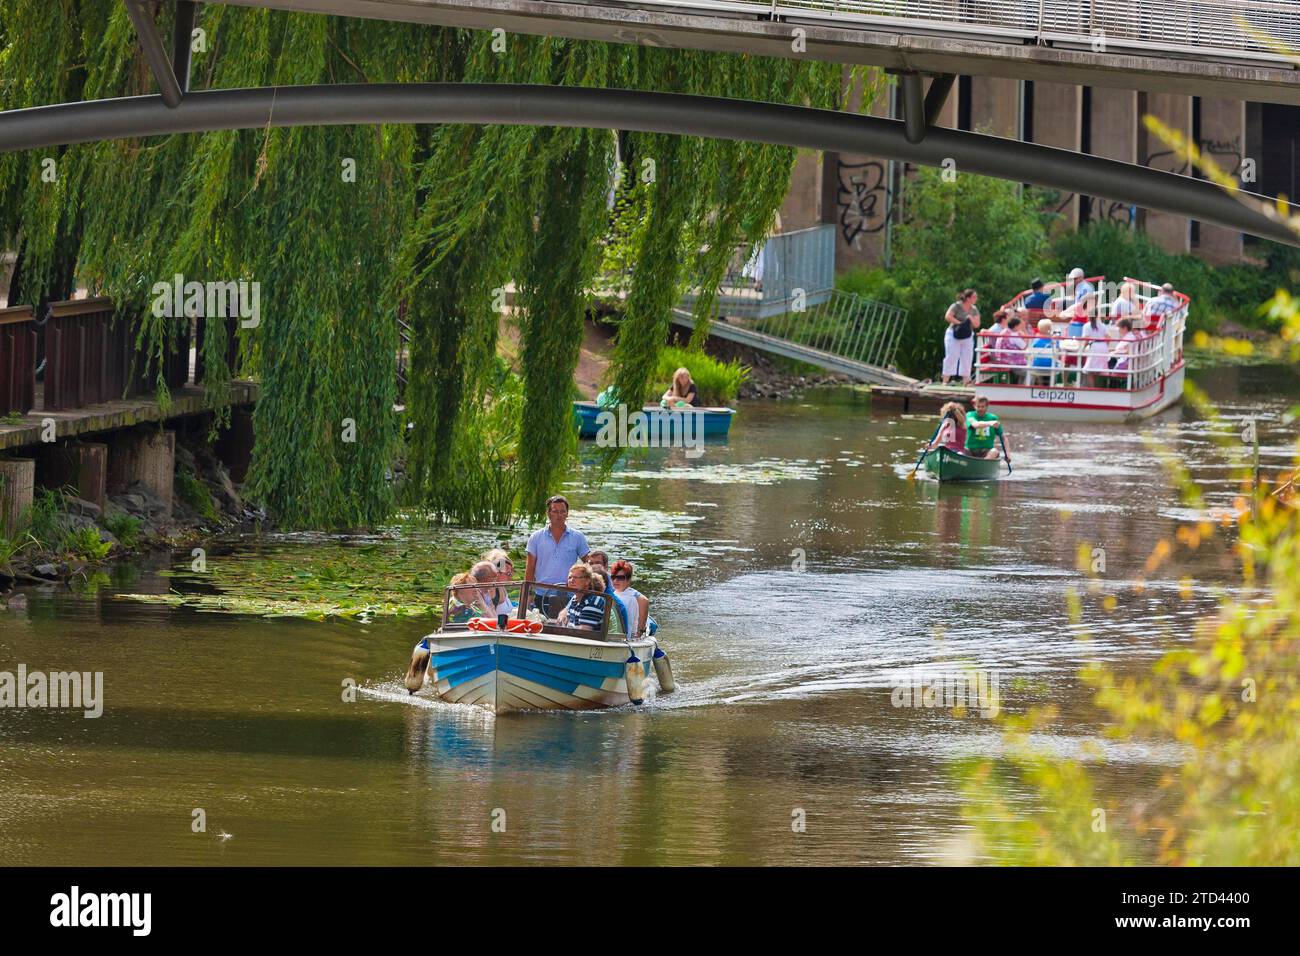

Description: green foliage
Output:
[883,168,1051,378]
[651,346,748,405]
[2,7,860,529]
[417,359,528,527]
[176,466,219,523]
[25,487,67,551]
[103,512,143,550]
[64,525,111,562]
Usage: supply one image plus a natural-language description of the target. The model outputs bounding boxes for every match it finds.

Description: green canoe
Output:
[923,446,1004,482]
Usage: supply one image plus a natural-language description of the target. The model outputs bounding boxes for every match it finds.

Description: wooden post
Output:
[0,458,36,532]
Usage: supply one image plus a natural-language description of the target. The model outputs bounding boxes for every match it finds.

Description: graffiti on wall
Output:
[835,160,890,244]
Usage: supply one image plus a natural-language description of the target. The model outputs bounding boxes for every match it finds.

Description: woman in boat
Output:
[1079,308,1110,387]
[661,368,701,408]
[1110,281,1137,323]
[557,562,606,631]
[1000,315,1029,383]
[1106,318,1138,385]
[610,560,650,639]
[925,401,968,455]
[977,309,1008,381]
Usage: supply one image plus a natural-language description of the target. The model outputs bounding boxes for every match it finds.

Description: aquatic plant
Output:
[0,4,868,529]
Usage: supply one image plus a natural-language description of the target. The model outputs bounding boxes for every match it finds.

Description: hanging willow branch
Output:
[0,4,870,529]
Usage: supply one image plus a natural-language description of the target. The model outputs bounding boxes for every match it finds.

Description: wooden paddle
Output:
[909,424,942,480]
[998,431,1012,475]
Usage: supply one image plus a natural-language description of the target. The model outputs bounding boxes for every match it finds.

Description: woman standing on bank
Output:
[942,288,980,385]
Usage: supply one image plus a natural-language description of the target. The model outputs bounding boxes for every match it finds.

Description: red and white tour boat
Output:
[971,276,1187,423]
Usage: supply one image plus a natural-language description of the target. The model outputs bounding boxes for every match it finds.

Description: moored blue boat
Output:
[572,400,736,440]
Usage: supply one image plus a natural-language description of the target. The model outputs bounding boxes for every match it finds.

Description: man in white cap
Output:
[1067,267,1095,303]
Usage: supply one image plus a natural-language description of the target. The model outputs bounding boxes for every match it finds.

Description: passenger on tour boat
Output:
[978,309,1008,375]
[1022,277,1052,313]
[1143,282,1180,325]
[925,401,969,454]
[1029,318,1057,385]
[557,563,606,631]
[526,494,591,617]
[1111,282,1137,324]
[999,316,1029,380]
[942,288,980,385]
[1080,309,1110,387]
[965,396,1007,462]
[661,367,701,408]
[572,549,630,634]
[1108,318,1138,376]
[1067,267,1095,302]
[610,560,651,638]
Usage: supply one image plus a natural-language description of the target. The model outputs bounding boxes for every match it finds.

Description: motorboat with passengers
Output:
[403,580,675,715]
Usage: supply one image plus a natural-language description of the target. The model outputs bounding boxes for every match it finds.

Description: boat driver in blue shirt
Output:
[525,495,590,619]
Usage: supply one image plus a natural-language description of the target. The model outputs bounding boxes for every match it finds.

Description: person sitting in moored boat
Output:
[661,367,701,408]
[925,401,968,454]
[965,396,1007,463]
[556,562,606,631]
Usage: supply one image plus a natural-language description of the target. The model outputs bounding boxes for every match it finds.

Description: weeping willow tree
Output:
[1,1,876,528]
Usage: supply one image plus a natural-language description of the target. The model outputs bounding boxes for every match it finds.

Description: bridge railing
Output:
[747,286,909,371]
[1,305,38,415]
[629,0,1299,62]
[678,224,836,320]
[2,298,234,415]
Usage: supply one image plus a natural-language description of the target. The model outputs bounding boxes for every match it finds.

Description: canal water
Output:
[1,361,1297,865]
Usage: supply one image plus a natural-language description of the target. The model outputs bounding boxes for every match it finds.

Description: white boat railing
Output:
[975,276,1187,391]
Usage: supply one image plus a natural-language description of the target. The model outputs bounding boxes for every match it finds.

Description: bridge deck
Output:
[218,0,1300,105]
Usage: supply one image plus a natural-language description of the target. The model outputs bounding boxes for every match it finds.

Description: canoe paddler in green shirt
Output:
[965,396,1009,463]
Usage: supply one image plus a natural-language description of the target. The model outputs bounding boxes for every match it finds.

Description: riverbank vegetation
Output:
[840,168,1300,379]
[0,3,872,531]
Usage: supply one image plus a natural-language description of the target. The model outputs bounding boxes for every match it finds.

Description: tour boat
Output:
[404,581,674,715]
[923,445,1004,482]
[971,276,1187,423]
[572,400,737,440]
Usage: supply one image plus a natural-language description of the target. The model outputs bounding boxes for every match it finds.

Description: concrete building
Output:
[781,75,1298,274]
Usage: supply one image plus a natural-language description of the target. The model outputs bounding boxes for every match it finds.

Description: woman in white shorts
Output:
[942,288,979,383]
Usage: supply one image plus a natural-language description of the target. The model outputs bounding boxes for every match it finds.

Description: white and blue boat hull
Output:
[421,632,657,715]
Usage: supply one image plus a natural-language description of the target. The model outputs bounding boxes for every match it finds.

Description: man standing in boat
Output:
[965,396,1008,463]
[526,494,591,617]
